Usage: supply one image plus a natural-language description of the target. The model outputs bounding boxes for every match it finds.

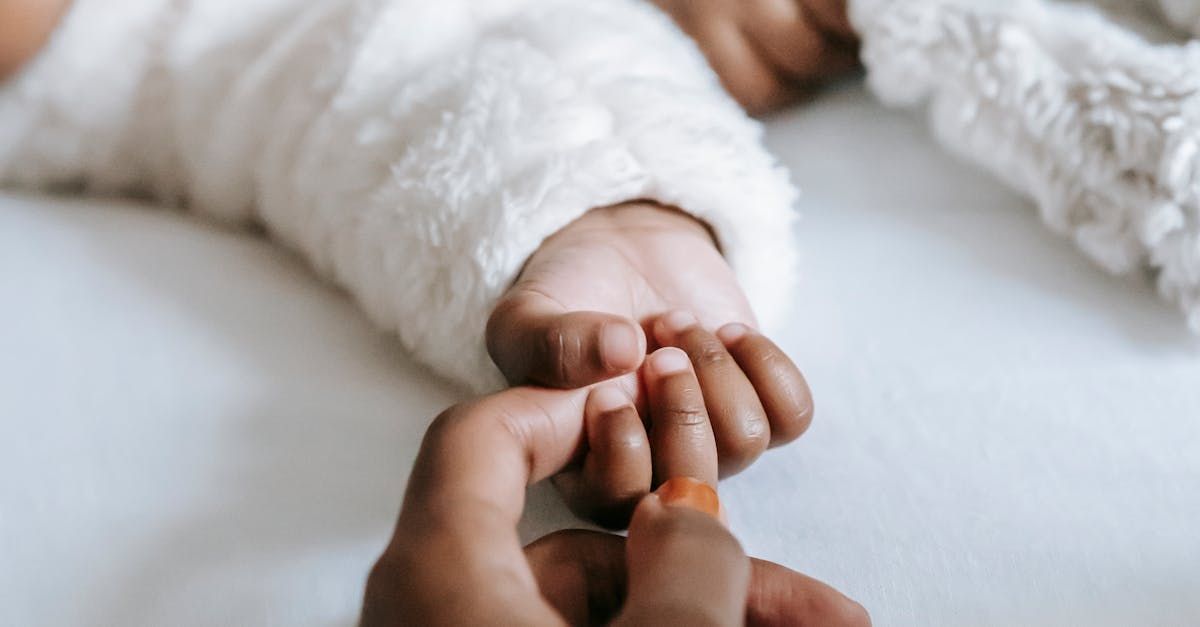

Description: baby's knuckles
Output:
[762,361,815,445]
[716,409,771,475]
[652,0,855,113]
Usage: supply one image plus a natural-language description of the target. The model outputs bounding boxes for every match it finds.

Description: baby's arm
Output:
[1,0,799,394]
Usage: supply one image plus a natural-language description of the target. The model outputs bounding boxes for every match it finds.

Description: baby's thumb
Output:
[487,292,645,388]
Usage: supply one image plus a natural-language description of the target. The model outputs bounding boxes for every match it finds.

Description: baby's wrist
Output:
[585,201,719,249]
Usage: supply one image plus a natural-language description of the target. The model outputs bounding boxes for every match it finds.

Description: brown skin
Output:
[0,0,856,106]
[0,0,72,81]
[651,0,860,115]
[490,0,862,529]
[552,322,812,528]
[7,0,837,572]
[489,205,815,527]
[362,377,869,626]
[5,5,856,618]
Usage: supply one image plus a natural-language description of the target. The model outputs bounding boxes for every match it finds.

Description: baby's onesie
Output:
[0,0,799,391]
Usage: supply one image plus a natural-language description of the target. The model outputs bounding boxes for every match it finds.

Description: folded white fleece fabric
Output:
[0,0,798,392]
[851,0,1200,330]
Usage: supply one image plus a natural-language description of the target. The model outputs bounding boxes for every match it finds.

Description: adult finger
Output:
[525,527,872,626]
[614,478,748,626]
[524,529,629,627]
[718,324,814,447]
[643,348,719,487]
[363,386,590,626]
[655,311,770,477]
[487,290,646,388]
[747,558,872,627]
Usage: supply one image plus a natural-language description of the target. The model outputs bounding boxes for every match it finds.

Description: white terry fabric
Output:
[851,0,1200,331]
[5,88,1200,625]
[0,0,798,392]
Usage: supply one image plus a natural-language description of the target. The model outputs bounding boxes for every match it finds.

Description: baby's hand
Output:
[651,0,859,113]
[552,333,812,527]
[487,202,812,526]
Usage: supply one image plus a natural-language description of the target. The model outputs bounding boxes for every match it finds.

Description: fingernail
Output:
[716,323,750,345]
[601,320,642,371]
[648,347,690,375]
[590,384,630,413]
[655,477,724,523]
[662,310,697,334]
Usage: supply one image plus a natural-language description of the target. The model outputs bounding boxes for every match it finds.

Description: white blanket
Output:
[3,83,1199,626]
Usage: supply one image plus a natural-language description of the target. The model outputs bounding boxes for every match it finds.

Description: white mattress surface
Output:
[2,84,1199,626]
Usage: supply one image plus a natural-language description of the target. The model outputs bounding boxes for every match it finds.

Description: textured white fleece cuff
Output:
[2,0,799,393]
[324,0,799,391]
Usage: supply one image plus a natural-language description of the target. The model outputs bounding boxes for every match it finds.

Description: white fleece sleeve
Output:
[850,0,1200,332]
[0,0,798,392]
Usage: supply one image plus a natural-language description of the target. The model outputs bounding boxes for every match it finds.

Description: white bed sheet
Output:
[2,83,1199,627]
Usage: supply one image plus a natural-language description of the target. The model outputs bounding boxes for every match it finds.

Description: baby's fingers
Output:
[655,311,770,477]
[487,291,646,388]
[553,385,652,528]
[717,323,814,447]
[643,347,719,487]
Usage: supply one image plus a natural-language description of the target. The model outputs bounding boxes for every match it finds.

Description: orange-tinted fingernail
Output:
[655,477,725,524]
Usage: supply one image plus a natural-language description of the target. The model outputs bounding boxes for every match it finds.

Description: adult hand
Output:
[361,381,868,626]
[487,203,815,526]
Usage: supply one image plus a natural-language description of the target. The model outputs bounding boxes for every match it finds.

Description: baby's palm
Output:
[488,203,814,527]
[487,202,755,390]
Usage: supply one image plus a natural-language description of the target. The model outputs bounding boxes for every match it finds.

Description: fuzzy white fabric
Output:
[7,94,1200,624]
[0,0,798,392]
[851,0,1200,330]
